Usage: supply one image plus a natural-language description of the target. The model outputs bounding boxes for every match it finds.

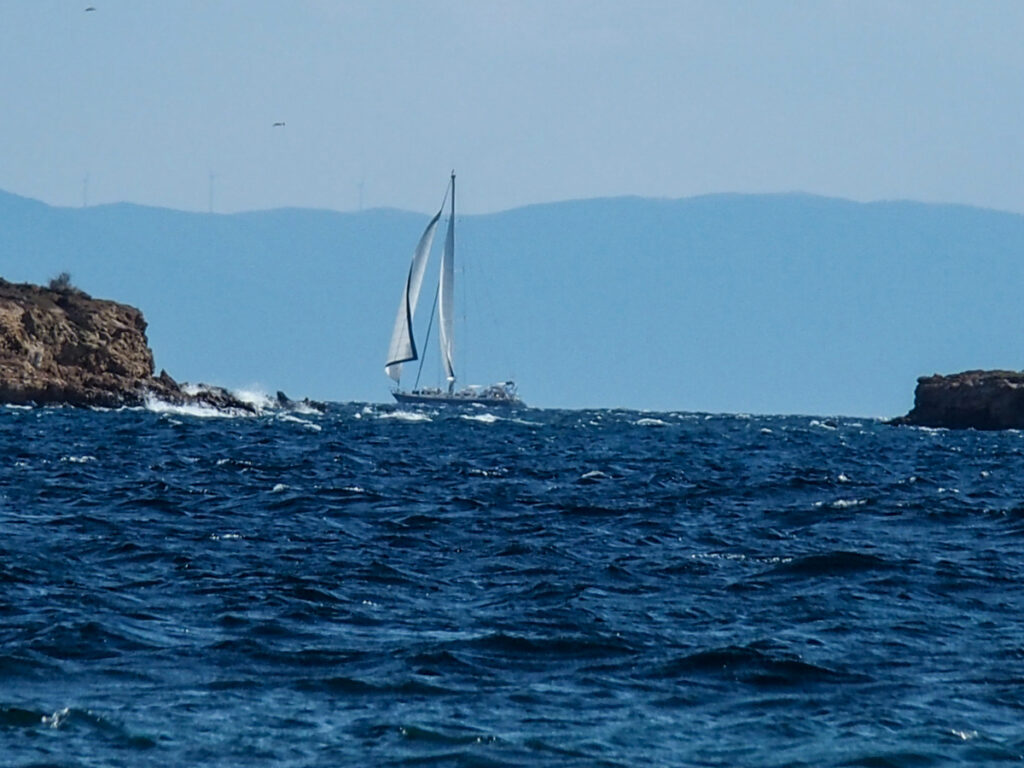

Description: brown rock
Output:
[891,369,1024,430]
[0,278,255,412]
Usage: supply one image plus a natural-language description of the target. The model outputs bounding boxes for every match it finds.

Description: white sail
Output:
[386,173,523,408]
[438,180,456,385]
[384,204,444,381]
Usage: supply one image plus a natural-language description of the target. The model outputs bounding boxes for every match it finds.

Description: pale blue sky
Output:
[1,1,1022,215]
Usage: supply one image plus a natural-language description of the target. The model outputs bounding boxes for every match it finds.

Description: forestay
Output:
[438,186,456,386]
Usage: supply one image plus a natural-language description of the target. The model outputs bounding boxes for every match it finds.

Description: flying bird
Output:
[272,121,285,127]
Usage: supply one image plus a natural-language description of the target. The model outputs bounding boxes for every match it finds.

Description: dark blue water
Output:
[3,402,1024,767]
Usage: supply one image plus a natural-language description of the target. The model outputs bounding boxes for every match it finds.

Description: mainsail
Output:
[438,175,456,387]
[384,199,445,381]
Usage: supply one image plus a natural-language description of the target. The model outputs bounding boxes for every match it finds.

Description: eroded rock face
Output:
[0,278,253,411]
[891,370,1024,430]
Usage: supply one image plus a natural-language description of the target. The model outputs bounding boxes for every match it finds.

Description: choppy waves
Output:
[3,405,1024,765]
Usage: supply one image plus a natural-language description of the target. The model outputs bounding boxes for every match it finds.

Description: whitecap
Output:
[174,384,270,415]
[814,498,867,509]
[145,395,249,419]
[579,470,609,481]
[276,413,322,431]
[271,483,288,493]
[460,413,499,424]
[668,412,693,420]
[286,401,322,416]
[210,533,242,541]
[833,498,866,508]
[231,386,275,412]
[507,417,543,426]
[468,468,506,478]
[634,418,669,427]
[61,455,96,464]
[379,410,432,422]
[42,707,71,729]
[690,552,753,562]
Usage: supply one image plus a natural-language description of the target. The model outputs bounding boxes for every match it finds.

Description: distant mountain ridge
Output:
[2,189,1022,416]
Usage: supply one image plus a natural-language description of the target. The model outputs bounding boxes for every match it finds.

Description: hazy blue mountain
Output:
[2,189,1022,417]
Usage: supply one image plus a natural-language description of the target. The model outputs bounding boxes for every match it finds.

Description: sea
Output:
[3,399,1024,767]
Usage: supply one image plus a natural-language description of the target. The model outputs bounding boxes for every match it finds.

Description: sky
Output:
[1,1,1023,216]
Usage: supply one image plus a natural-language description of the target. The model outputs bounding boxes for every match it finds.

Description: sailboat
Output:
[385,172,523,408]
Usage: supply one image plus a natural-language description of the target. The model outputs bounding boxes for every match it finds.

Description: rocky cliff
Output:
[891,370,1024,430]
[0,278,253,411]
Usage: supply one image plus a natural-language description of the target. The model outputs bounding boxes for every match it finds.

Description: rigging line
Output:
[412,176,454,390]
[414,279,441,391]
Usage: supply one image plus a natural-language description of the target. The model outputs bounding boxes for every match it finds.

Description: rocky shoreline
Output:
[890,369,1024,430]
[8,273,1017,428]
[0,278,310,413]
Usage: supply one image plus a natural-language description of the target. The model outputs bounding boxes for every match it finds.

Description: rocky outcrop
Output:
[891,370,1024,430]
[0,278,255,411]
[276,390,326,413]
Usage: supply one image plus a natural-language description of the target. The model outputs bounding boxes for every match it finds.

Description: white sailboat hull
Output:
[392,387,524,408]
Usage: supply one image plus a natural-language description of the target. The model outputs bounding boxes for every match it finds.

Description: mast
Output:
[438,170,456,392]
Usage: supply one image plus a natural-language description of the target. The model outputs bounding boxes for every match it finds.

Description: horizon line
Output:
[1,186,1021,220]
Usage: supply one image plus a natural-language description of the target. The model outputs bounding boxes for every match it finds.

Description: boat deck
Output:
[392,390,524,408]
